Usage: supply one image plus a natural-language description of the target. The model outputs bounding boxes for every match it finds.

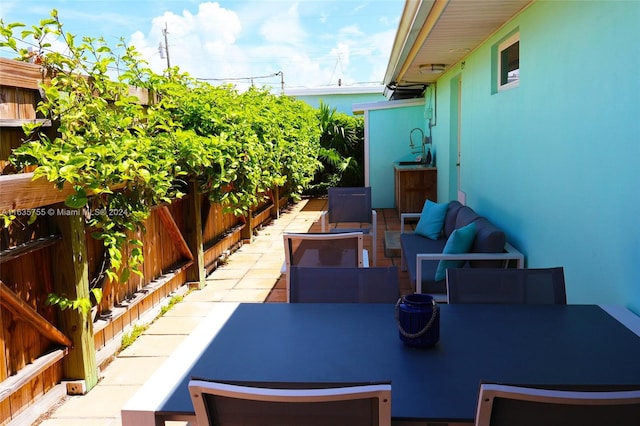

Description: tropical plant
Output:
[307,101,364,195]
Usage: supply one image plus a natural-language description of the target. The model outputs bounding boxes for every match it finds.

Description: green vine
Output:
[0,11,321,311]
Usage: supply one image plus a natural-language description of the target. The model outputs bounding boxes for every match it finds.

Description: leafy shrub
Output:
[0,11,322,306]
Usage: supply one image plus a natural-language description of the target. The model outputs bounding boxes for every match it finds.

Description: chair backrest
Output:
[289,266,399,303]
[283,232,365,270]
[446,267,566,304]
[475,383,640,426]
[327,187,373,224]
[189,379,392,426]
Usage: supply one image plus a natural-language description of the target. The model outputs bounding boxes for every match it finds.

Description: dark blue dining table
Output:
[122,303,640,425]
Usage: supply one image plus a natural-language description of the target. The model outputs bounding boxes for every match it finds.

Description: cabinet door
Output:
[396,169,437,214]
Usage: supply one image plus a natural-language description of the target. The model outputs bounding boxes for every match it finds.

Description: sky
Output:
[0,0,404,92]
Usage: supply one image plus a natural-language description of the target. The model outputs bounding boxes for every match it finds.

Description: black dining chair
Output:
[189,379,392,426]
[289,266,399,303]
[282,232,368,302]
[446,267,566,304]
[475,383,640,426]
[321,187,377,266]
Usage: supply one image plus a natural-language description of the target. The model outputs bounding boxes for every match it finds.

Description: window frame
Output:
[497,32,520,91]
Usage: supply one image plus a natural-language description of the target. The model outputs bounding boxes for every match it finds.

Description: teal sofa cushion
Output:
[434,221,477,281]
[414,200,448,240]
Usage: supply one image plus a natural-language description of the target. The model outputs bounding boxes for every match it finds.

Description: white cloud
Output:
[153,3,242,54]
[1,0,404,91]
[364,28,397,82]
[259,2,307,46]
[121,0,400,91]
[352,4,368,13]
[329,43,350,66]
[0,2,17,17]
[129,2,248,80]
[128,1,322,89]
[338,24,364,37]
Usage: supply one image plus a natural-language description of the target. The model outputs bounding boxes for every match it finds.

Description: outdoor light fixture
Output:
[419,64,446,74]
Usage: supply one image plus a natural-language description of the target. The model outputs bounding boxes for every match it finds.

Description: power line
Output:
[197,71,284,92]
[197,72,279,82]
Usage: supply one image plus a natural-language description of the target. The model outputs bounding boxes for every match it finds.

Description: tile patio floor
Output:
[32,197,413,426]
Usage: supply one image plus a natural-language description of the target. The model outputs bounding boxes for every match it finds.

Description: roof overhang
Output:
[384,0,533,99]
[352,97,425,115]
[286,85,385,97]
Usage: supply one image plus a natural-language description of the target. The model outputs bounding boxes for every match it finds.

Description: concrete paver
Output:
[182,281,235,302]
[98,357,167,386]
[220,288,271,302]
[145,316,202,334]
[233,276,281,289]
[117,334,188,357]
[159,301,222,317]
[49,385,140,419]
[202,266,247,280]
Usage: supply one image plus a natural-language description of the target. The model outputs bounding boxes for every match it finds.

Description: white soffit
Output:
[387,0,533,86]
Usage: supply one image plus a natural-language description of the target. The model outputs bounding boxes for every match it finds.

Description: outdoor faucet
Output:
[409,127,426,163]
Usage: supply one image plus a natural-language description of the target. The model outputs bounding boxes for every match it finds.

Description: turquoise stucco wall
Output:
[430,1,640,311]
[366,102,425,208]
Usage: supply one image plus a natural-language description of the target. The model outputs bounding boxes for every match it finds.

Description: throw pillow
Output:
[434,221,477,281]
[414,200,448,240]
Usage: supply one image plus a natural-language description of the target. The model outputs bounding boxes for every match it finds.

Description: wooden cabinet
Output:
[394,165,437,215]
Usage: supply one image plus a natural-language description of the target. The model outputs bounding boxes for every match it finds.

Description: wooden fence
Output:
[0,57,287,424]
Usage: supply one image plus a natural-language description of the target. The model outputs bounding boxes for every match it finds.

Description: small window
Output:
[498,33,519,90]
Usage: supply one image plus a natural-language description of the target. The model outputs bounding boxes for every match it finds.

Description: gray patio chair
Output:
[321,187,378,266]
[289,266,399,303]
[283,232,367,302]
[445,267,566,304]
[189,379,391,426]
[475,383,640,426]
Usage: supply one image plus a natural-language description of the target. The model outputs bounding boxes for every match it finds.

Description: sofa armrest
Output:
[400,213,422,233]
[415,246,525,293]
[504,242,525,268]
[320,211,328,232]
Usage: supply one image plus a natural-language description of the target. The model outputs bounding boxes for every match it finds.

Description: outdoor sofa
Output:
[400,200,524,301]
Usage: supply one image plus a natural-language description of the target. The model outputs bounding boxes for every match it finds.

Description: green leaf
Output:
[27,210,37,225]
[119,268,130,284]
[1,214,15,228]
[72,298,92,315]
[65,192,88,209]
[91,288,103,304]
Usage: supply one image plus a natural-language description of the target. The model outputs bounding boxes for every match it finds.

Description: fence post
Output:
[240,211,254,242]
[52,206,98,393]
[271,186,280,219]
[185,181,206,289]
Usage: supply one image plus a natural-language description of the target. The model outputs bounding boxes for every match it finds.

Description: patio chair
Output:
[283,232,367,302]
[188,379,392,426]
[321,187,378,266]
[445,267,566,304]
[289,266,399,303]
[475,383,640,426]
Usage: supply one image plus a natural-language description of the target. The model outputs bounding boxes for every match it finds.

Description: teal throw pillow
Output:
[414,200,448,240]
[434,221,477,281]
